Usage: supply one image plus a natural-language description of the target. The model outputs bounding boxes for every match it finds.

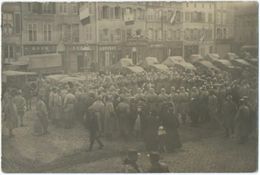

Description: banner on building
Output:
[80,7,90,25]
[199,33,205,44]
[124,11,135,25]
[170,10,177,25]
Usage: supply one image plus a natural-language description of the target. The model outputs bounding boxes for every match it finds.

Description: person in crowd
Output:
[147,152,170,172]
[160,102,181,152]
[63,88,76,129]
[104,95,116,138]
[86,109,104,152]
[52,88,62,127]
[235,97,251,144]
[13,89,26,127]
[208,90,219,125]
[122,149,142,173]
[116,97,130,138]
[34,93,48,136]
[3,89,18,138]
[222,95,237,138]
[89,95,105,135]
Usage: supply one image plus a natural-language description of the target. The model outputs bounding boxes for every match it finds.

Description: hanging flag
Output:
[170,10,177,25]
[80,6,90,25]
[124,10,135,25]
[199,33,205,44]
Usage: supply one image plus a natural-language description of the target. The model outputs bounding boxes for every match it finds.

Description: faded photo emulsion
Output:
[1,1,258,173]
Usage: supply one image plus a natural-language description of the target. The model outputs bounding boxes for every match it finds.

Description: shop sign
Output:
[72,45,92,51]
[99,46,117,51]
[150,44,164,48]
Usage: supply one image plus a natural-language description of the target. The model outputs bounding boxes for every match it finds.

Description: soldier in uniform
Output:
[222,95,237,138]
[116,97,130,138]
[86,109,104,152]
[147,152,170,172]
[235,98,251,144]
[13,89,26,127]
[63,88,76,129]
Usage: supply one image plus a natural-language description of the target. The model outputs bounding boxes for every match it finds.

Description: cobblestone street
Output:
[2,108,257,173]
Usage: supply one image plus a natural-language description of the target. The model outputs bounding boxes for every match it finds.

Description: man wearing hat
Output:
[222,95,237,138]
[147,152,169,172]
[122,149,142,173]
[13,89,26,127]
[235,97,251,144]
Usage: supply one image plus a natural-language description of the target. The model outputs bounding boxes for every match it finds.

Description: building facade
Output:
[233,2,258,51]
[2,2,22,64]
[2,2,257,73]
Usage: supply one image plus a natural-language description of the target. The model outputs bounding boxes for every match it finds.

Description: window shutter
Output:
[14,13,21,33]
[98,6,102,20]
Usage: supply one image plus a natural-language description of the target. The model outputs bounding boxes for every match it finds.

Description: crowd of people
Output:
[2,63,257,160]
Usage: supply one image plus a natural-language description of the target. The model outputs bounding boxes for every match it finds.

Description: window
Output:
[185,12,191,22]
[59,3,67,13]
[126,28,132,39]
[14,14,21,33]
[28,24,37,41]
[42,3,51,13]
[148,28,153,40]
[223,28,226,39]
[28,3,32,12]
[217,28,222,39]
[44,24,52,41]
[86,25,92,41]
[3,13,13,35]
[102,6,109,19]
[208,13,212,23]
[115,6,121,19]
[72,24,79,42]
[158,30,162,40]
[3,45,15,61]
[194,3,196,8]
[115,28,121,41]
[136,8,143,20]
[101,28,109,41]
[186,2,189,7]
[72,3,78,14]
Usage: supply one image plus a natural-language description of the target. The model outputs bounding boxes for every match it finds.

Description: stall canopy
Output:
[230,59,251,67]
[194,60,220,72]
[211,59,235,71]
[2,70,37,83]
[225,52,239,60]
[190,54,204,63]
[162,56,196,70]
[141,57,169,72]
[206,53,221,61]
[110,58,145,73]
[18,53,63,73]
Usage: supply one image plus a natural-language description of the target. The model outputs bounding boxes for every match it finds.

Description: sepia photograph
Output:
[1,1,258,173]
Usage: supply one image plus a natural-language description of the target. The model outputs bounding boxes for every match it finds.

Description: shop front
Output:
[164,41,183,59]
[65,44,94,73]
[23,44,57,56]
[122,39,148,65]
[98,45,121,71]
[147,42,167,63]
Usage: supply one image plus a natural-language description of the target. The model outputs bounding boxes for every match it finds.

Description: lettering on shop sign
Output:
[99,46,117,51]
[72,46,92,51]
[150,44,164,48]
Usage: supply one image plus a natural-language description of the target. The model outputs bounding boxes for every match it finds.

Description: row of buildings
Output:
[2,2,258,73]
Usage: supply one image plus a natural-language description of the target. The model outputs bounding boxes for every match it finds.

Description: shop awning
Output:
[3,70,36,76]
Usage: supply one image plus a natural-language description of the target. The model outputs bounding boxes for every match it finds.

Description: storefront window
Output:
[115,6,121,19]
